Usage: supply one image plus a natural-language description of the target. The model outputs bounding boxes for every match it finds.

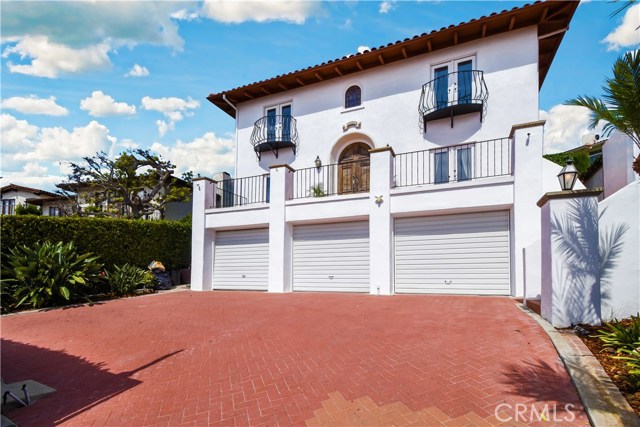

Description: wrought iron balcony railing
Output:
[250,115,299,160]
[393,137,512,188]
[292,160,370,199]
[213,174,270,208]
[418,70,488,132]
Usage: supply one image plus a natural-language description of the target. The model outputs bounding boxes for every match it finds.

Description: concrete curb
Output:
[518,304,640,427]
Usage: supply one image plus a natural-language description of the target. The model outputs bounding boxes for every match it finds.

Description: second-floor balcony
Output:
[250,115,299,160]
[419,70,488,132]
[208,137,512,209]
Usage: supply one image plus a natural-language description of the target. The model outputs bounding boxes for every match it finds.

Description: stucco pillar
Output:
[268,164,294,293]
[512,121,545,298]
[191,178,216,291]
[369,146,395,295]
[538,188,603,328]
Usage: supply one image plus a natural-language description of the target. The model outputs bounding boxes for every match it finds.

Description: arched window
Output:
[344,85,361,109]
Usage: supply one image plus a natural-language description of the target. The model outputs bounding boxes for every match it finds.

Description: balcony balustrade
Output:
[419,70,488,132]
[250,115,299,160]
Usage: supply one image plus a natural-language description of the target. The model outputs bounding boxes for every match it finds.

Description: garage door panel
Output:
[293,221,370,293]
[213,229,269,290]
[395,211,510,295]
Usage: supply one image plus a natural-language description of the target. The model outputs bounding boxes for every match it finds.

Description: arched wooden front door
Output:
[338,143,370,194]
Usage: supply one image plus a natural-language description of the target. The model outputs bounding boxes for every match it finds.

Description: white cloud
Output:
[1,114,38,151]
[1,95,69,116]
[0,162,66,191]
[80,91,136,117]
[2,36,111,78]
[125,64,150,77]
[357,45,370,54]
[1,2,185,50]
[379,1,396,14]
[602,3,640,51]
[10,120,116,163]
[0,2,185,78]
[150,131,235,177]
[141,96,200,136]
[141,96,200,114]
[0,114,116,189]
[156,120,174,137]
[540,104,606,153]
[171,8,199,21]
[200,0,320,24]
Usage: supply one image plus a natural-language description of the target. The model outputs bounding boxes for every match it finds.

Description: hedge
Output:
[1,216,191,270]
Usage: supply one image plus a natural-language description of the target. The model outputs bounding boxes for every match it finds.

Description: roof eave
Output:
[208,0,579,118]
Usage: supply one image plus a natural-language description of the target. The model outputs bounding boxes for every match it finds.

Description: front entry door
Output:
[338,143,370,194]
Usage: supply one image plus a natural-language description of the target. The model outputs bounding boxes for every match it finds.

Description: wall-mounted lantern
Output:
[557,159,578,191]
[315,156,322,170]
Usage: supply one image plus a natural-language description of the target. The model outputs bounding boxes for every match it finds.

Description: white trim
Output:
[341,105,365,114]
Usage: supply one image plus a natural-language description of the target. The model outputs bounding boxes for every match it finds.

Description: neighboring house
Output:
[56,177,192,220]
[0,184,67,216]
[547,132,638,201]
[192,1,579,298]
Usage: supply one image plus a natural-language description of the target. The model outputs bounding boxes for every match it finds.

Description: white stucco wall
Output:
[602,132,639,199]
[599,181,640,320]
[232,27,539,178]
[1,190,39,208]
[540,194,602,328]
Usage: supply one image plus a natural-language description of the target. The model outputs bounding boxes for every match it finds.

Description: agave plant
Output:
[1,241,104,309]
[596,315,640,353]
[565,51,640,175]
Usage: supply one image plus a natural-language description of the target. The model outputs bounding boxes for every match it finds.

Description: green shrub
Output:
[615,346,640,390]
[15,204,41,216]
[309,184,326,197]
[597,315,640,353]
[1,241,105,309]
[1,215,191,270]
[108,264,155,296]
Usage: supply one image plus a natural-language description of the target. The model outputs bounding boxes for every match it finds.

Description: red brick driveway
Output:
[2,291,588,426]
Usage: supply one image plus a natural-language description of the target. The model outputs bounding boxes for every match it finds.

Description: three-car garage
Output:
[211,211,510,295]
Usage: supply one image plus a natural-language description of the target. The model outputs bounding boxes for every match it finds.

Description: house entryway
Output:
[338,143,370,194]
[292,221,370,292]
[212,228,269,290]
[394,211,510,295]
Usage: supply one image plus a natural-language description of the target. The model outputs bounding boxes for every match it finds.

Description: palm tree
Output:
[565,50,640,175]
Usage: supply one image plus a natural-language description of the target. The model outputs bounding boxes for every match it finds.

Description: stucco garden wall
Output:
[599,180,640,320]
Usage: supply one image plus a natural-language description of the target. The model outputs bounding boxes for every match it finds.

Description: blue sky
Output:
[1,0,639,190]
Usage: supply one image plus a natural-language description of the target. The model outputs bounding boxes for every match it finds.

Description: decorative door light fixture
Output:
[315,156,322,170]
[557,159,578,191]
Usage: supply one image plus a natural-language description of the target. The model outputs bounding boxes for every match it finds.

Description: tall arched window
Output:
[344,85,361,109]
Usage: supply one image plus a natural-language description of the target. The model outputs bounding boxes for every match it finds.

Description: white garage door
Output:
[293,221,369,292]
[395,211,510,295]
[213,228,269,290]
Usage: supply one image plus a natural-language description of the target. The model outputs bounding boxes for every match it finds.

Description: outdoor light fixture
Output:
[557,159,578,191]
[315,156,322,170]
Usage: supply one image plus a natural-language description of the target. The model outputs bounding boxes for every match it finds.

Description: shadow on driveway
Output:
[1,339,181,426]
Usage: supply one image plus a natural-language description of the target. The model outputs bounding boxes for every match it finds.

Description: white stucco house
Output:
[0,184,67,216]
[192,1,579,298]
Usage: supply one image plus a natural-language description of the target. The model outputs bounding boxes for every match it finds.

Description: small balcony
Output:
[292,160,370,199]
[250,115,299,160]
[419,70,488,132]
[214,174,270,208]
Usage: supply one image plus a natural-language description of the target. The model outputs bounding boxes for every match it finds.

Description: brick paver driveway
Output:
[2,291,588,426]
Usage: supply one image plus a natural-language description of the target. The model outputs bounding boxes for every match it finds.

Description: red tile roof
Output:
[208,0,579,117]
